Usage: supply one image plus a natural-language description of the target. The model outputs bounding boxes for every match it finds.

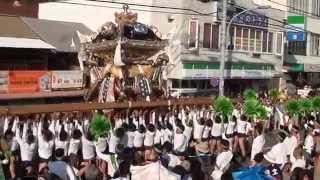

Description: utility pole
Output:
[219,0,228,96]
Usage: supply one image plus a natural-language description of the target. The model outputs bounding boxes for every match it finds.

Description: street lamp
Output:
[218,5,271,96]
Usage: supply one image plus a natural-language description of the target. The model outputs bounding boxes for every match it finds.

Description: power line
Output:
[230,3,312,33]
[55,1,217,16]
[266,0,320,18]
[81,0,216,16]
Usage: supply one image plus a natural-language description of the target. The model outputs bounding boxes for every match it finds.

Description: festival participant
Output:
[67,128,82,157]
[290,145,306,172]
[210,116,223,154]
[144,124,155,148]
[48,148,77,180]
[133,125,145,150]
[202,119,212,143]
[264,131,288,168]
[235,115,249,160]
[250,123,265,161]
[304,122,315,166]
[15,120,37,176]
[211,139,233,180]
[284,125,299,161]
[192,110,205,142]
[173,123,188,153]
[80,122,96,161]
[38,118,55,173]
[224,115,236,150]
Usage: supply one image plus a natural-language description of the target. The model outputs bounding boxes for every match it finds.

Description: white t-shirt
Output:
[225,121,236,135]
[144,131,155,147]
[81,136,95,160]
[38,135,54,159]
[109,133,120,153]
[251,134,265,160]
[55,139,69,155]
[291,158,306,172]
[304,134,314,154]
[237,120,248,134]
[184,126,193,143]
[202,126,211,139]
[264,142,287,165]
[211,122,223,137]
[283,136,298,156]
[173,133,188,152]
[215,150,233,171]
[127,131,135,148]
[133,131,144,148]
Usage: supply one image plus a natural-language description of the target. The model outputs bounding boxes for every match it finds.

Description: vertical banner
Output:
[0,71,8,93]
[51,71,83,89]
[8,71,51,93]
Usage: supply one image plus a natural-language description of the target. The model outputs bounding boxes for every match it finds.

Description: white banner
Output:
[51,71,83,89]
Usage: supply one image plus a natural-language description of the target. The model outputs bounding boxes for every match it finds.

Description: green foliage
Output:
[213,96,233,122]
[285,100,301,117]
[243,99,267,120]
[312,96,320,111]
[90,114,111,140]
[299,98,313,113]
[243,89,257,100]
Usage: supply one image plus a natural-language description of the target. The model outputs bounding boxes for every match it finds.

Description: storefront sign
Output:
[8,71,51,93]
[51,71,83,89]
[224,10,268,27]
[287,16,305,42]
[0,71,8,93]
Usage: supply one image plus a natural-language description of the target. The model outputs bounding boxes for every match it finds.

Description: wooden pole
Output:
[0,97,212,115]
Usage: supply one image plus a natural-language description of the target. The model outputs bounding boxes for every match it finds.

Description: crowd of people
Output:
[0,97,320,180]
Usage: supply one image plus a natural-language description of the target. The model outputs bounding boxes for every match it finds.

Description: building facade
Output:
[39,0,286,96]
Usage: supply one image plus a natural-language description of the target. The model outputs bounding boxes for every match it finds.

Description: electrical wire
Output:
[82,0,216,16]
[266,0,320,17]
[55,1,217,16]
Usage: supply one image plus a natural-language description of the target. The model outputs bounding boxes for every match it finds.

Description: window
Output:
[203,23,219,49]
[262,31,268,52]
[312,0,320,16]
[288,41,307,55]
[242,28,249,51]
[311,33,320,56]
[249,28,255,51]
[289,0,309,15]
[189,20,199,48]
[235,27,242,50]
[276,32,283,55]
[255,30,262,52]
[268,32,273,53]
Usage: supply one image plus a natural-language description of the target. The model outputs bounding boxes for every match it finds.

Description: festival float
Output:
[78,5,169,103]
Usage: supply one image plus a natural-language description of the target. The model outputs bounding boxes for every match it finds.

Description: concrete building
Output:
[39,0,286,96]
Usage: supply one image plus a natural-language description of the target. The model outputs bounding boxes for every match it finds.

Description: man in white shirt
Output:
[48,148,77,180]
[173,124,188,153]
[251,123,265,161]
[211,139,233,180]
[264,131,288,166]
[15,121,37,175]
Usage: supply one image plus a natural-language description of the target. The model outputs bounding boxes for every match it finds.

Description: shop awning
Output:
[168,50,281,79]
[286,55,320,72]
[0,37,55,49]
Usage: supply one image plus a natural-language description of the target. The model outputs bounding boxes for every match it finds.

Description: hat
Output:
[195,142,210,154]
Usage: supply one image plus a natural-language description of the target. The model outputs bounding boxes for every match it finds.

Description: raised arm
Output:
[3,116,9,134]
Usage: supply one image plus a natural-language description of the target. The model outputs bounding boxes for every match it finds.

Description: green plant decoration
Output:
[285,99,301,117]
[90,114,111,140]
[213,96,233,122]
[243,89,257,100]
[243,99,267,120]
[299,98,313,114]
[312,96,320,112]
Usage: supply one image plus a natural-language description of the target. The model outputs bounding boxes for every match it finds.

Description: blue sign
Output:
[287,31,305,42]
